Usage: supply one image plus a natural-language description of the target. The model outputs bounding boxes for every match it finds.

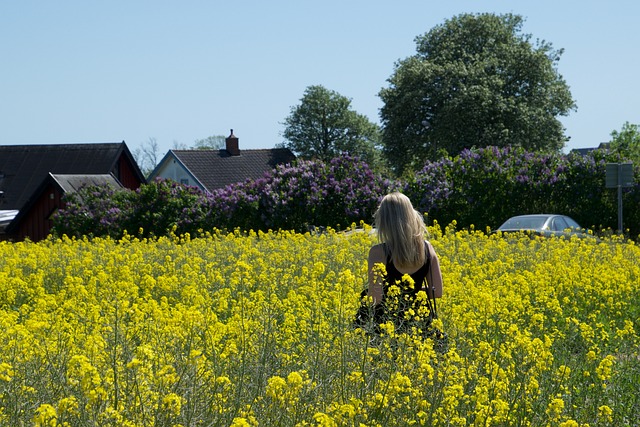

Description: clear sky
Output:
[2,1,639,159]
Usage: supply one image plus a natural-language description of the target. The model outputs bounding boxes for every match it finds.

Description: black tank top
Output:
[383,241,431,298]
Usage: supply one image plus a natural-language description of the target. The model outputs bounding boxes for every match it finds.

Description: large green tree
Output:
[282,85,384,168]
[379,13,576,175]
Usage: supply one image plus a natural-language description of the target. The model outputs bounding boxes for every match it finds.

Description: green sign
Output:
[605,162,634,188]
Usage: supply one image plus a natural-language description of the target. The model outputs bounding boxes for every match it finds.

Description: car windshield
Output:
[500,216,547,230]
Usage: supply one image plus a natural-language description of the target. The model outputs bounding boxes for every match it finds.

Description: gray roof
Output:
[0,142,136,210]
[167,148,296,191]
[50,173,122,194]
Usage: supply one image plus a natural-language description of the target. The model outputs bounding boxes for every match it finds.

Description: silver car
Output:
[497,214,590,238]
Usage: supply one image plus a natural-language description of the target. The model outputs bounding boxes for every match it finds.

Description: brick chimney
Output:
[225,129,240,156]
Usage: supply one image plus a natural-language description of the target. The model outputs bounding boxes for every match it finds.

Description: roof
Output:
[570,142,611,156]
[0,142,140,211]
[0,210,19,231]
[163,148,296,191]
[50,173,122,195]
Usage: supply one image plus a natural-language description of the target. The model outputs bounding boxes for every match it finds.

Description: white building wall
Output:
[152,158,202,190]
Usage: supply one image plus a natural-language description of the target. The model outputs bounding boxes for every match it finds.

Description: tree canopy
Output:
[193,135,226,150]
[609,121,640,165]
[282,85,383,168]
[379,13,576,175]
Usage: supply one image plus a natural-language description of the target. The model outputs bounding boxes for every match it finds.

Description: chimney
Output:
[225,129,240,156]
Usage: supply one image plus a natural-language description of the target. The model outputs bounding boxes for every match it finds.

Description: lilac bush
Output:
[404,145,635,234]
[53,155,394,237]
[52,184,134,239]
[205,155,395,232]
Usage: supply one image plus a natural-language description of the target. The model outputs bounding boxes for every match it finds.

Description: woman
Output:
[366,192,443,332]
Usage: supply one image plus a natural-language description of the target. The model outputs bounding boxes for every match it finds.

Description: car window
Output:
[552,217,569,231]
[564,217,581,229]
[501,216,546,229]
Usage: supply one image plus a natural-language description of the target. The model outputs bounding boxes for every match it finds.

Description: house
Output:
[148,130,296,192]
[0,142,145,241]
[570,142,611,156]
[6,174,123,242]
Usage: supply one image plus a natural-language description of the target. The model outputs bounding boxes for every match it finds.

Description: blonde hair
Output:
[374,192,427,269]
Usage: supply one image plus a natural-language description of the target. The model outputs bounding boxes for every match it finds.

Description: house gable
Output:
[0,142,144,212]
[167,148,296,192]
[149,152,206,190]
[149,131,296,192]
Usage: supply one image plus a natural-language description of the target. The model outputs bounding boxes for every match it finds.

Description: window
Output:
[180,179,189,185]
[552,217,569,231]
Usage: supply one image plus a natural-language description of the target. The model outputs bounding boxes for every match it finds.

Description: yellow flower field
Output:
[0,225,638,426]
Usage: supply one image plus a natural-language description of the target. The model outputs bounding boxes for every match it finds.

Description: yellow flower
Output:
[596,355,616,382]
[161,393,182,416]
[313,412,338,427]
[0,362,13,382]
[546,397,565,421]
[265,375,287,402]
[57,396,79,416]
[34,404,57,427]
[598,404,613,422]
[230,418,252,427]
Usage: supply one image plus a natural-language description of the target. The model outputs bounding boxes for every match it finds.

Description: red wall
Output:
[117,155,144,189]
[13,183,63,242]
[7,152,143,242]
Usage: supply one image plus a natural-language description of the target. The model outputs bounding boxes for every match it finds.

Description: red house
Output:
[0,142,145,242]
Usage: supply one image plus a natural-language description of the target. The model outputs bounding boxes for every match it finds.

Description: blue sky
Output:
[2,1,639,159]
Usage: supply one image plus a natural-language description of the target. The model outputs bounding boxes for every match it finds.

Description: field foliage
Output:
[1,226,638,426]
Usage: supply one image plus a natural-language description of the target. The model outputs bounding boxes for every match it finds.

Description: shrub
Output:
[405,146,639,236]
[52,184,134,239]
[205,155,394,232]
[52,149,640,239]
[53,155,394,237]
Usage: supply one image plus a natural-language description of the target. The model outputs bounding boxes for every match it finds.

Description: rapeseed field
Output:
[0,224,638,426]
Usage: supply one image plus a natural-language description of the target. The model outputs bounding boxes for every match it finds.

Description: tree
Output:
[282,85,384,169]
[193,135,226,150]
[379,13,576,175]
[132,137,160,177]
[609,121,640,164]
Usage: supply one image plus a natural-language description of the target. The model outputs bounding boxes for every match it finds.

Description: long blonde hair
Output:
[374,192,427,269]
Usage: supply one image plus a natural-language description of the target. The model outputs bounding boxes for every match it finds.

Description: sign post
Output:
[605,162,634,234]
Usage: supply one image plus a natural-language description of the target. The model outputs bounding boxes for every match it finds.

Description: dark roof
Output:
[169,148,296,191]
[0,142,138,210]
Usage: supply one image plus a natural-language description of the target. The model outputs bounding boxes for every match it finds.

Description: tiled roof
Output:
[0,143,135,210]
[171,148,296,191]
